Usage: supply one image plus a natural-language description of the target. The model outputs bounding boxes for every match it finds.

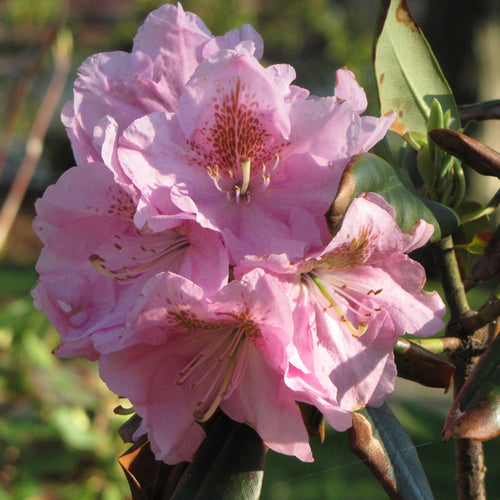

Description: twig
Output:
[434,235,486,500]
[0,30,72,256]
[459,100,500,124]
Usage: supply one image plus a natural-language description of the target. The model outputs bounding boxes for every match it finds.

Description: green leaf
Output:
[348,403,434,499]
[172,412,265,500]
[442,333,500,442]
[374,0,460,140]
[329,153,460,242]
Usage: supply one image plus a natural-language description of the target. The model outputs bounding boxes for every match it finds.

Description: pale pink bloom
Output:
[235,193,446,420]
[98,269,315,463]
[62,2,262,183]
[117,52,394,263]
[334,68,396,153]
[33,163,228,359]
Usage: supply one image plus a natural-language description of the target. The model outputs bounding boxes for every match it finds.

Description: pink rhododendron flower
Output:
[98,269,315,463]
[33,1,408,468]
[117,52,394,262]
[62,3,263,185]
[33,163,228,359]
[235,193,446,418]
[62,2,393,263]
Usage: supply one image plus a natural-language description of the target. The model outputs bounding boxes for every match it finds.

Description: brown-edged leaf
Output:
[429,128,500,179]
[348,403,434,500]
[442,333,500,442]
[119,437,188,500]
[394,338,455,391]
[328,153,460,241]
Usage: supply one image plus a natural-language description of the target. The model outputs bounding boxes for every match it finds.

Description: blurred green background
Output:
[1,0,499,498]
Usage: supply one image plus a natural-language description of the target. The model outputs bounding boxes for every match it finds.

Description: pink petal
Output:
[334,68,367,114]
[99,342,206,464]
[203,25,264,59]
[287,97,360,166]
[133,3,212,99]
[222,346,313,462]
[177,51,291,141]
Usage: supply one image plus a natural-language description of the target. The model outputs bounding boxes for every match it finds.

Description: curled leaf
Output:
[429,128,500,179]
[394,338,455,391]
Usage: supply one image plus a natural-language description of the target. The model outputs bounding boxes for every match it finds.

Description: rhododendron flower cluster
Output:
[33,3,445,464]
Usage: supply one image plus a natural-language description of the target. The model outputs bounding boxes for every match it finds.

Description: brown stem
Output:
[434,235,486,500]
[459,100,500,124]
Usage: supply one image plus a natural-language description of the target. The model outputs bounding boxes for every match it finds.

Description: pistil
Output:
[240,157,252,195]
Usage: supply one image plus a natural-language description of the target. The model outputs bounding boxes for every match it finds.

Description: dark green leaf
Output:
[374,0,459,141]
[329,153,460,241]
[349,403,434,500]
[442,333,500,442]
[172,412,265,500]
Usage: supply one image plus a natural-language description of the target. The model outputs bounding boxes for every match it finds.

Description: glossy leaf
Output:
[348,403,434,500]
[429,128,500,179]
[394,338,455,391]
[329,153,460,241]
[374,0,459,141]
[442,333,500,442]
[171,412,266,500]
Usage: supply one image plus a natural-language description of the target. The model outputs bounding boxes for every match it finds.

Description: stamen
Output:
[176,332,229,385]
[326,276,381,316]
[262,153,279,174]
[234,185,241,203]
[195,349,238,422]
[308,274,368,337]
[213,164,220,181]
[90,236,189,281]
[206,164,225,192]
